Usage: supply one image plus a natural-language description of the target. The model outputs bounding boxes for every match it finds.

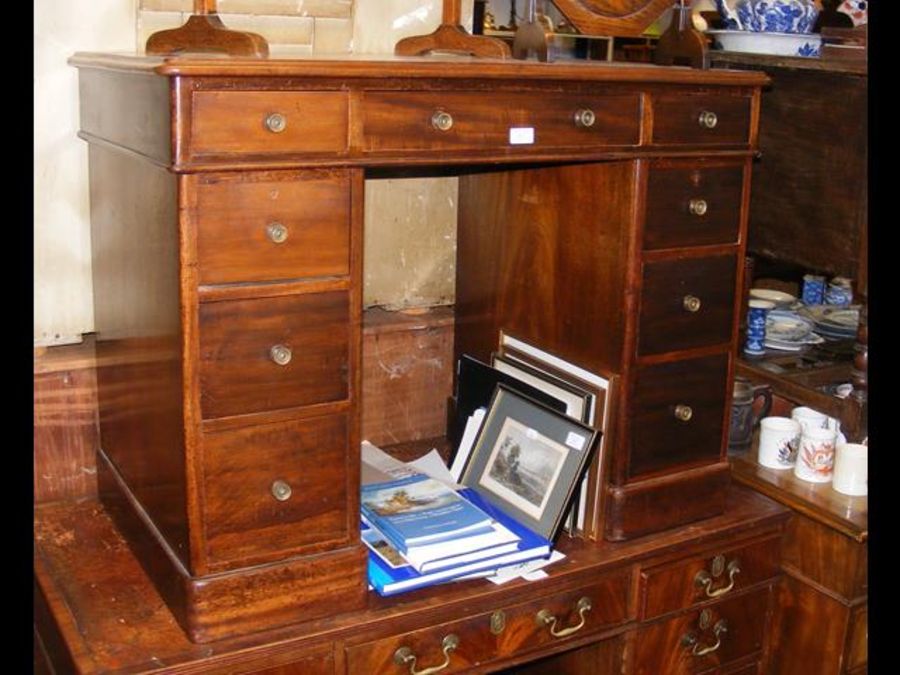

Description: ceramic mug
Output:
[791,406,845,442]
[832,442,867,496]
[794,425,837,482]
[758,416,800,470]
[728,378,773,451]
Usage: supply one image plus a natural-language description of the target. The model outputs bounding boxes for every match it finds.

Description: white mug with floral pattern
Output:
[794,425,837,483]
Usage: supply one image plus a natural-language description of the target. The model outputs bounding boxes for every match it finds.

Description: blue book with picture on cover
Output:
[360,473,495,551]
[363,498,551,596]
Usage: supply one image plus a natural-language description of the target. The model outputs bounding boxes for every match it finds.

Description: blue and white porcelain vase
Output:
[744,299,775,356]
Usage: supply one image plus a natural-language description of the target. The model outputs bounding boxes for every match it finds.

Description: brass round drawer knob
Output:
[431,110,454,132]
[683,295,702,313]
[265,112,287,133]
[698,111,718,129]
[574,108,596,128]
[271,480,292,502]
[269,344,292,366]
[674,404,693,422]
[266,222,289,244]
[688,198,708,216]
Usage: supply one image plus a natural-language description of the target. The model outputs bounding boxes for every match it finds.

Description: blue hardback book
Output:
[364,489,551,596]
[360,473,495,551]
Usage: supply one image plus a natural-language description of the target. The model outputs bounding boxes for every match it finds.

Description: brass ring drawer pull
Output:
[574,108,596,128]
[682,619,728,657]
[688,198,708,216]
[431,111,454,132]
[698,111,718,129]
[683,295,702,313]
[394,634,459,675]
[536,596,592,638]
[266,222,289,244]
[269,344,293,366]
[695,559,741,598]
[674,404,693,422]
[265,112,287,133]
[271,480,292,502]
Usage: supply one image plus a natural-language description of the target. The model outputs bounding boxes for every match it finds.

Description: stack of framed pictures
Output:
[451,332,617,541]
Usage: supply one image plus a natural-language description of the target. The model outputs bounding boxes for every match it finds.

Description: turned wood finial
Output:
[395,0,511,59]
[145,0,269,57]
[654,0,709,69]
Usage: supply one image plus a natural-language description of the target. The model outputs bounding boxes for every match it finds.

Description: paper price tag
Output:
[565,431,586,451]
[509,127,535,145]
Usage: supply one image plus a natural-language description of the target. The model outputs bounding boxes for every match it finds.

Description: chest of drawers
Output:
[68,53,767,643]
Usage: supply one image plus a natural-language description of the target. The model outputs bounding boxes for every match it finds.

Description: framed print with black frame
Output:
[460,384,601,542]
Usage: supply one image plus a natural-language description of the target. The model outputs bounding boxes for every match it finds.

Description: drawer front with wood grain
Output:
[344,574,629,673]
[638,254,737,356]
[644,164,745,250]
[361,91,641,154]
[634,589,771,675]
[202,413,351,569]
[652,93,752,146]
[196,170,350,285]
[628,353,729,478]
[189,91,349,158]
[199,291,350,419]
[640,536,782,620]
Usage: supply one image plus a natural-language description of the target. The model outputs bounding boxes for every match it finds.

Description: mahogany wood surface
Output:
[637,254,737,355]
[393,0,512,58]
[651,92,752,146]
[194,169,351,285]
[34,485,787,674]
[550,0,673,37]
[201,413,353,571]
[145,1,268,58]
[633,589,771,674]
[628,353,729,477]
[198,291,350,419]
[643,161,745,250]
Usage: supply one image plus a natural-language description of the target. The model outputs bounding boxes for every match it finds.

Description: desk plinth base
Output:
[97,452,368,644]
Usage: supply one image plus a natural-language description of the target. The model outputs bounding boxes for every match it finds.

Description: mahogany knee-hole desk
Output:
[35,53,787,673]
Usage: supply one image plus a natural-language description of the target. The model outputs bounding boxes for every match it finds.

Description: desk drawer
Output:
[634,588,771,675]
[361,91,640,154]
[628,353,729,478]
[202,413,351,569]
[644,164,745,250]
[189,90,349,158]
[344,574,629,673]
[199,291,350,419]
[638,254,737,356]
[196,170,350,285]
[652,93,751,146]
[640,536,781,620]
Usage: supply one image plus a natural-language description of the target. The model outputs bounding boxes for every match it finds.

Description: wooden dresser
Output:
[39,52,785,668]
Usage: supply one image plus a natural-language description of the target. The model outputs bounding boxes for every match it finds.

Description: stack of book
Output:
[361,444,552,596]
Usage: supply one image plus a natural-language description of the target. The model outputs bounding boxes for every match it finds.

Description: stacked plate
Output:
[798,305,860,340]
[764,309,824,351]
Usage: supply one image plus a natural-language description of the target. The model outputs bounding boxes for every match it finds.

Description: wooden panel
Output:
[640,535,781,620]
[744,67,867,283]
[344,573,629,673]
[202,414,351,570]
[781,512,867,602]
[633,588,771,674]
[769,575,849,675]
[844,605,867,672]
[361,307,454,446]
[195,170,351,285]
[361,91,640,154]
[199,291,350,419]
[644,163,744,250]
[628,353,730,478]
[189,90,349,158]
[638,254,737,355]
[87,144,189,567]
[652,93,751,146]
[33,346,99,503]
[493,635,626,675]
[456,161,633,377]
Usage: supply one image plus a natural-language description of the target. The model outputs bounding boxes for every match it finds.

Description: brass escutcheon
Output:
[490,610,506,635]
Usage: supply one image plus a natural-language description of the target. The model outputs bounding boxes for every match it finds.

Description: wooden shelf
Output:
[709,50,867,76]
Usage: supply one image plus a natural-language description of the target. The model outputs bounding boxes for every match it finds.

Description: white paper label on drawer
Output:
[565,431,587,451]
[509,127,535,145]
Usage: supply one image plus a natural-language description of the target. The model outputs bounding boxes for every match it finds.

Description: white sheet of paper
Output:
[486,550,566,584]
[450,407,486,481]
